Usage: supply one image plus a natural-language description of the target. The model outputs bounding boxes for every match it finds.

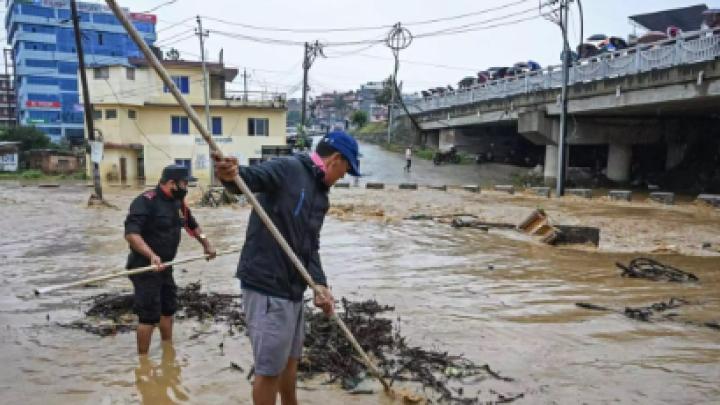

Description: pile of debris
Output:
[63,285,522,403]
[62,282,243,337]
[616,258,699,282]
[199,187,241,207]
[576,298,719,330]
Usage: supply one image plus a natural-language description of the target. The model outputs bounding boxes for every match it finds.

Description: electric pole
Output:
[196,16,214,185]
[71,0,103,201]
[384,23,412,144]
[556,0,571,197]
[301,41,323,134]
[241,68,250,101]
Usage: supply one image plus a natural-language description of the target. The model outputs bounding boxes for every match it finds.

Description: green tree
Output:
[0,126,53,152]
[375,76,394,106]
[350,110,369,128]
[166,48,180,61]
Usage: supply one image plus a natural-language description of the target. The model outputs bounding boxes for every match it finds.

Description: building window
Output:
[97,32,104,46]
[126,67,135,80]
[93,67,109,79]
[164,76,189,94]
[93,109,102,120]
[171,116,189,134]
[248,118,269,136]
[175,159,192,176]
[212,117,222,135]
[105,109,117,119]
[128,109,137,119]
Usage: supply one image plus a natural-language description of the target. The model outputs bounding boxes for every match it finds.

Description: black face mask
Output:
[172,185,188,201]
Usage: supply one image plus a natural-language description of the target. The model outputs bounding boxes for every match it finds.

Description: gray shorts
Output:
[242,288,305,376]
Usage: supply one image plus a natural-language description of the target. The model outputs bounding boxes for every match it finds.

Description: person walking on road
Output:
[405,146,412,172]
[124,165,216,355]
[213,130,362,405]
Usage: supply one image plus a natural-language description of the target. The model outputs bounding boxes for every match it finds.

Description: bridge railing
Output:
[403,28,720,116]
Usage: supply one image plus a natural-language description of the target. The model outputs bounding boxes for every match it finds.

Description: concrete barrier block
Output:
[567,188,592,198]
[649,192,674,205]
[462,185,480,193]
[366,182,385,190]
[609,190,632,201]
[427,185,447,191]
[531,187,551,198]
[334,182,350,188]
[493,185,515,194]
[399,183,418,190]
[697,194,720,207]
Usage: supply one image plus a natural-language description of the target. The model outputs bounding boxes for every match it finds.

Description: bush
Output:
[21,170,43,179]
[416,149,435,160]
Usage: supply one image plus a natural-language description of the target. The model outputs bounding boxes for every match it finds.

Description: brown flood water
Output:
[1,182,719,404]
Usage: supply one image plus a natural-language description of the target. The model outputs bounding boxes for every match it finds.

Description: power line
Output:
[156,17,195,33]
[205,5,547,48]
[144,0,179,13]
[198,0,534,33]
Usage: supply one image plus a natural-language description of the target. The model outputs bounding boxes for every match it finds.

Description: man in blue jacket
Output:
[213,130,361,405]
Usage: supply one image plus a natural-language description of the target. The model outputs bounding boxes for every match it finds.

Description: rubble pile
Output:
[63,286,522,403]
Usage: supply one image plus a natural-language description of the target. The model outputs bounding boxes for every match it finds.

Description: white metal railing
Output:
[403,28,720,115]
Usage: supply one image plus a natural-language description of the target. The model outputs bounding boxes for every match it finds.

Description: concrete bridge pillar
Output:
[607,143,632,183]
[544,144,558,186]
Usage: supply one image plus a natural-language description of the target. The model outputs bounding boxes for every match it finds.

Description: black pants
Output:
[405,159,412,171]
[129,270,177,325]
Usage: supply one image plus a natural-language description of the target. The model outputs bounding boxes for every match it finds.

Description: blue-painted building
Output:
[5,0,156,143]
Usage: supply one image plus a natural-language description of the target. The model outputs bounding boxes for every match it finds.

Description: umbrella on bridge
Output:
[637,31,668,44]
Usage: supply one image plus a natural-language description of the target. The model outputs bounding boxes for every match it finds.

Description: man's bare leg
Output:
[253,375,280,405]
[159,315,173,342]
[278,358,298,405]
[137,324,154,355]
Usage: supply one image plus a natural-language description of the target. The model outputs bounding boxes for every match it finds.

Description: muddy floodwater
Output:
[1,146,719,404]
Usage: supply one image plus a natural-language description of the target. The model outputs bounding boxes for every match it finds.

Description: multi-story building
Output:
[87,59,287,186]
[0,74,16,127]
[357,81,387,122]
[5,0,157,143]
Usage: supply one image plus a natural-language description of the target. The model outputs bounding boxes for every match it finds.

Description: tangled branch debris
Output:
[62,285,522,403]
[576,298,719,331]
[616,258,699,282]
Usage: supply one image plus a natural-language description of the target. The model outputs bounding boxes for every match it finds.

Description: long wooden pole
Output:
[34,247,242,295]
[104,0,389,391]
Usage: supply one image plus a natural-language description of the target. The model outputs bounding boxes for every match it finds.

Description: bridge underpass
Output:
[400,30,720,190]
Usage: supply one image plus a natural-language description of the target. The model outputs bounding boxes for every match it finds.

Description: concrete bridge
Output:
[399,29,720,185]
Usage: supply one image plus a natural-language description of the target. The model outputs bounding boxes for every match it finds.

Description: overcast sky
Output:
[110,1,715,96]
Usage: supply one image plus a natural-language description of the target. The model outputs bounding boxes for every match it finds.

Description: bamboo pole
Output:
[34,247,242,296]
[103,0,390,391]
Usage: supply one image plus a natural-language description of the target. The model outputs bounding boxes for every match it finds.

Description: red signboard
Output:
[130,13,157,24]
[26,100,61,108]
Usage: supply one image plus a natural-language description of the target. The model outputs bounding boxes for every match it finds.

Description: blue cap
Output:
[320,131,361,176]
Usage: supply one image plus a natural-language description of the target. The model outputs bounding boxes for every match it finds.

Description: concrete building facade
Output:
[5,0,156,143]
[86,59,287,186]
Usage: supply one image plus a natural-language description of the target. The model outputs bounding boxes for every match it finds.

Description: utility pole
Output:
[556,0,571,197]
[384,23,412,144]
[241,68,250,101]
[196,15,214,185]
[71,0,103,201]
[301,41,323,134]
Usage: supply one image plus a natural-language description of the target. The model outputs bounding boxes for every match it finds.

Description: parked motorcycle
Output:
[433,147,461,165]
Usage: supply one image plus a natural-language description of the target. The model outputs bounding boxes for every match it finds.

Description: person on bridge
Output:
[405,146,413,172]
[213,130,362,405]
[124,165,216,355]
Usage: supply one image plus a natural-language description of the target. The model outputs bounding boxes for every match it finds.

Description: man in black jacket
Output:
[124,165,216,355]
[214,131,361,405]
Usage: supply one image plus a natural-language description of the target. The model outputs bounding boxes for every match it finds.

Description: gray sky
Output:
[117,0,712,96]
